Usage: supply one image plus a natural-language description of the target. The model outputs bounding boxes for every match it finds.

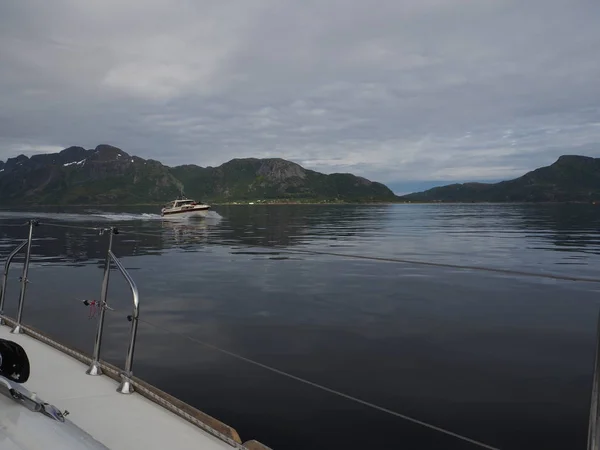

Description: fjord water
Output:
[1,203,600,450]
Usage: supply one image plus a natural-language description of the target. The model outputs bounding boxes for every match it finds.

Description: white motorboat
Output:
[161,198,211,218]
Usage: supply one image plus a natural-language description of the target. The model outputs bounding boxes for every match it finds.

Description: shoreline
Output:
[1,200,598,209]
[0,201,405,208]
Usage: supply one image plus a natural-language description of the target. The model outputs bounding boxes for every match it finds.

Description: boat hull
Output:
[161,207,211,218]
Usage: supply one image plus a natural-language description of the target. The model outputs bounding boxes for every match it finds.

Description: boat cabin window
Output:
[174,200,195,207]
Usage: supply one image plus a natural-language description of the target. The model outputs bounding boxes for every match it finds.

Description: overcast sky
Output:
[1,0,599,192]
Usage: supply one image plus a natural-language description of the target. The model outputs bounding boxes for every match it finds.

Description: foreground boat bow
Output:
[0,324,271,450]
[0,368,109,449]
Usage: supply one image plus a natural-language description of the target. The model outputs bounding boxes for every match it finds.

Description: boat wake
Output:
[0,211,162,223]
[200,211,222,220]
[0,210,222,223]
[95,212,163,221]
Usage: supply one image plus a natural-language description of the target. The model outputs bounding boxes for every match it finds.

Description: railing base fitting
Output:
[86,362,103,376]
[117,375,134,394]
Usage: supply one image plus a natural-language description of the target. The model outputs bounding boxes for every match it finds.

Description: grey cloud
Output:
[1,0,599,187]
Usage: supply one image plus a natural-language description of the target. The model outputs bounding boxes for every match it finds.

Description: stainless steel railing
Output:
[108,249,140,394]
[0,240,27,325]
[0,222,141,395]
[11,220,37,334]
[0,219,37,331]
[86,228,114,377]
[85,227,141,394]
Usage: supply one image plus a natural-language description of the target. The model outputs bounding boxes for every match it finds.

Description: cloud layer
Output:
[1,0,599,189]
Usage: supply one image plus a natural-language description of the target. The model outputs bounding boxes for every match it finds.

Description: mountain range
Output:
[0,145,397,205]
[2,147,599,205]
[405,155,600,203]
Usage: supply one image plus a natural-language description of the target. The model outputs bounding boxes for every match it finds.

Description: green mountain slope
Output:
[0,146,397,205]
[171,158,397,202]
[405,155,600,203]
[0,145,183,205]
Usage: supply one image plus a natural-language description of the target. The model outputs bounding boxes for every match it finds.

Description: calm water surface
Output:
[1,203,600,450]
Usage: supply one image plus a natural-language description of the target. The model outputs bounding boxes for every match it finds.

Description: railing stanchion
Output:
[588,309,600,450]
[11,220,37,334]
[0,240,28,325]
[85,226,141,392]
[86,227,115,376]
[110,251,140,394]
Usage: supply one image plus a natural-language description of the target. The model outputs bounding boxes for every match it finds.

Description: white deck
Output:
[0,325,234,450]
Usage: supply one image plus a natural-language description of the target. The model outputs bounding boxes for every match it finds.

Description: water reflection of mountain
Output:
[513,203,600,255]
[213,204,392,248]
[0,222,165,265]
[0,205,393,264]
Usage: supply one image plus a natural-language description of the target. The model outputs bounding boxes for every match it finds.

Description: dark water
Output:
[1,203,600,450]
